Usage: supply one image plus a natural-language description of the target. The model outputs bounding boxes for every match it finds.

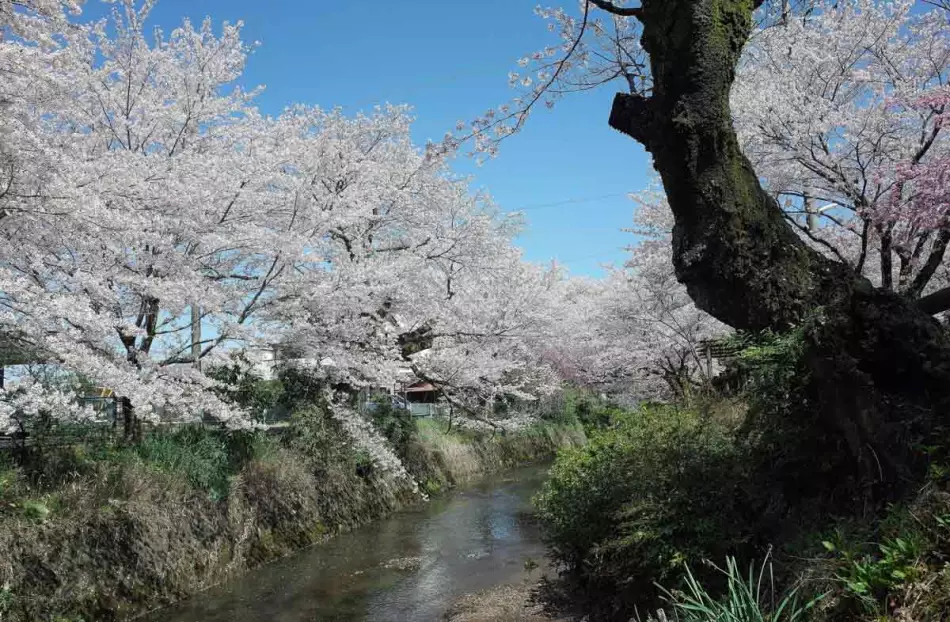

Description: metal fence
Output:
[407,402,450,418]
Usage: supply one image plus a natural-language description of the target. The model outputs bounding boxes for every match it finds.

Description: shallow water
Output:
[144,464,551,622]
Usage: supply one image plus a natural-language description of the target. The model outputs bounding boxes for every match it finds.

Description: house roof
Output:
[404,382,436,393]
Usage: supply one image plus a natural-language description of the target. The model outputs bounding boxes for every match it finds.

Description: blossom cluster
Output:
[0,0,563,426]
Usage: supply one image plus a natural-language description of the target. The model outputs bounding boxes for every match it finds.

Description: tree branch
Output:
[588,0,642,17]
[608,92,655,145]
[918,285,950,315]
[785,214,850,265]
[907,229,950,300]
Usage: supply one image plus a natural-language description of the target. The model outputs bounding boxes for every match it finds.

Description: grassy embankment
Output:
[534,328,950,621]
[0,404,584,622]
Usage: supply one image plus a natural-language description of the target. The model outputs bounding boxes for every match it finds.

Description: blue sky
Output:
[87,0,656,277]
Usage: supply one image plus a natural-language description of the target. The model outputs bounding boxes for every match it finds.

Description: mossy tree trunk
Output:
[606,0,950,502]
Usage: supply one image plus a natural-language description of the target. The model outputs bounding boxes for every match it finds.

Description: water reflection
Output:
[145,465,550,622]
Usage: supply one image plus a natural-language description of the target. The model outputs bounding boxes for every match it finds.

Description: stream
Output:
[144,463,552,622]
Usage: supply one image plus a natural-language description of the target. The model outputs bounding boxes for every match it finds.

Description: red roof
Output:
[404,382,436,393]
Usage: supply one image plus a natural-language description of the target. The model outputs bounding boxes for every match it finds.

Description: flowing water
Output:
[145,464,552,622]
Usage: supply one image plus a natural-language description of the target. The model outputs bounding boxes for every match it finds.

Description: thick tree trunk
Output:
[610,0,856,330]
[607,0,950,501]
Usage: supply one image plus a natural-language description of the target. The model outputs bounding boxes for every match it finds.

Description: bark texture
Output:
[607,0,950,499]
[611,0,856,330]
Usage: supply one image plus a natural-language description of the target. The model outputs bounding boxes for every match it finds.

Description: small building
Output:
[244,346,280,380]
[400,381,449,417]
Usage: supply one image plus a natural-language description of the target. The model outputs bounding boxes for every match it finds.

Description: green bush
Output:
[87,426,276,501]
[0,584,14,617]
[535,403,762,615]
[277,367,335,411]
[364,397,415,457]
[285,405,356,474]
[207,357,286,422]
[132,427,232,497]
[534,386,630,431]
[803,492,948,621]
[0,467,18,506]
[824,533,922,614]
[574,396,626,432]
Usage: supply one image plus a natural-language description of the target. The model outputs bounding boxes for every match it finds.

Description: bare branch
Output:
[784,214,851,265]
[918,285,950,315]
[907,229,950,299]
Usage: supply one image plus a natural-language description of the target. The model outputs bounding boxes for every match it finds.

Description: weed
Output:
[643,554,826,622]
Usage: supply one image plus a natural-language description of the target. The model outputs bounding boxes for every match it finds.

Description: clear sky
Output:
[87,0,656,277]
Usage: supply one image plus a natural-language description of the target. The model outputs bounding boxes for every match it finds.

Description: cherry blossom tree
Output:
[615,186,728,397]
[732,0,950,300]
[0,0,266,424]
[254,105,562,414]
[0,0,565,432]
[539,184,727,401]
[452,0,950,493]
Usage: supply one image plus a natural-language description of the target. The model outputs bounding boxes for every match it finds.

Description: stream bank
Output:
[0,418,584,621]
[146,464,561,622]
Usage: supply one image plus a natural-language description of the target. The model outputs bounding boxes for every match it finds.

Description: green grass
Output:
[646,554,826,622]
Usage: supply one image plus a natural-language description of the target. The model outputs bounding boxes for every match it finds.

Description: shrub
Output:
[85,426,276,501]
[573,396,626,432]
[19,499,50,522]
[828,534,922,613]
[0,467,19,507]
[277,367,334,411]
[285,405,356,474]
[535,403,762,615]
[131,426,233,498]
[545,387,622,430]
[0,584,14,617]
[206,356,286,422]
[804,490,947,621]
[364,397,416,457]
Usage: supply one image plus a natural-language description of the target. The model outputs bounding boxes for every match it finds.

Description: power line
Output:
[505,192,631,212]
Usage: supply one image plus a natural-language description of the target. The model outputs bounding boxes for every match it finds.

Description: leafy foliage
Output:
[102,426,275,500]
[364,396,416,458]
[823,533,922,614]
[284,406,356,475]
[207,357,286,423]
[535,403,761,614]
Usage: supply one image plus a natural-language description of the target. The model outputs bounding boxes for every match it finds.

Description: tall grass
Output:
[643,553,826,622]
[413,418,483,479]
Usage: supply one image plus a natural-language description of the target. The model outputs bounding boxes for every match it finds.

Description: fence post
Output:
[191,304,202,371]
[121,397,140,443]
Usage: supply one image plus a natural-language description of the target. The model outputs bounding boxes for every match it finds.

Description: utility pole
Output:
[191,304,202,371]
[804,192,818,232]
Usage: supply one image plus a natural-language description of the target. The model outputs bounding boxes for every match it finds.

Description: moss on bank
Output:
[0,415,583,622]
